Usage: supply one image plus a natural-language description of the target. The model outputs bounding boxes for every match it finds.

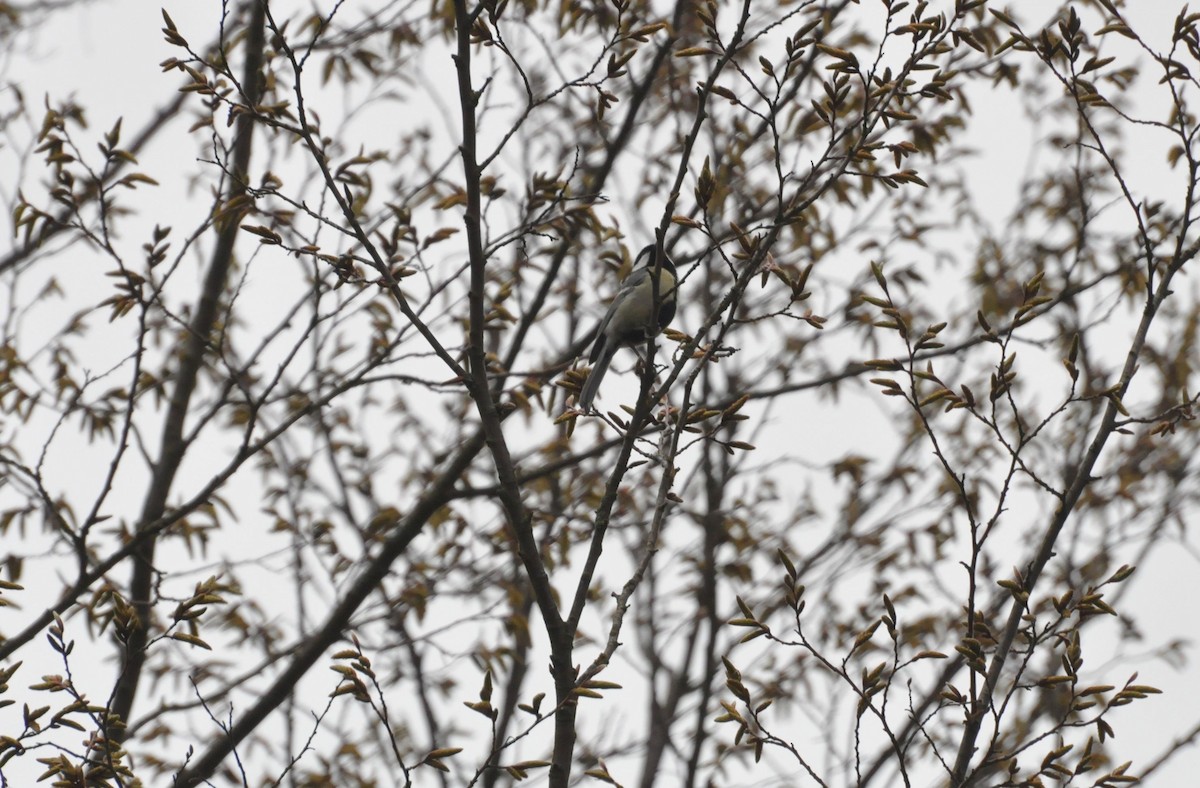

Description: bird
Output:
[578,244,677,412]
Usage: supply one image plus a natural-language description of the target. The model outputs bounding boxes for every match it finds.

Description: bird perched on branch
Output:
[578,244,677,412]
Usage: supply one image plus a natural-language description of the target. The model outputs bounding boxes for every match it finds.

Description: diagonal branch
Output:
[948,247,1196,785]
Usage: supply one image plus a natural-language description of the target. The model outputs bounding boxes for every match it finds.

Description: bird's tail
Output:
[578,341,614,413]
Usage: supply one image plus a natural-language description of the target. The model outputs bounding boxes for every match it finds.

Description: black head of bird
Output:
[578,244,677,412]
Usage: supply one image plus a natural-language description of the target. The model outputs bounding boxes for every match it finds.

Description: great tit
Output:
[578,244,677,412]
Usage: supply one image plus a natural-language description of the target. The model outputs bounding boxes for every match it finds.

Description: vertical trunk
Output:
[109,0,267,736]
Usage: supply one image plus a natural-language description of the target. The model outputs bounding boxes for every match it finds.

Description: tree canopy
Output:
[0,0,1197,785]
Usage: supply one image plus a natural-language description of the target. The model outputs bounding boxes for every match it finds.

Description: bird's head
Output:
[635,243,676,277]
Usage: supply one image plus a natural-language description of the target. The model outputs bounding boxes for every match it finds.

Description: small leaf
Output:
[168,632,212,650]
